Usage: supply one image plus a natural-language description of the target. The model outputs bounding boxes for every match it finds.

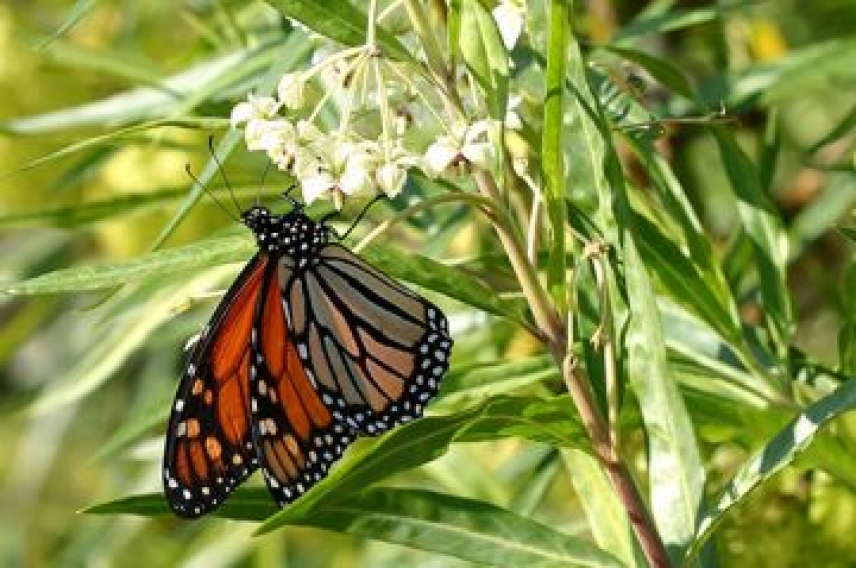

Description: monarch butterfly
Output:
[162,200,452,518]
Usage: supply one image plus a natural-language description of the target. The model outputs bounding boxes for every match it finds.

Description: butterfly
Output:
[162,201,453,518]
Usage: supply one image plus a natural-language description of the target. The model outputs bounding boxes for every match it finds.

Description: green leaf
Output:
[37,0,97,51]
[564,450,643,568]
[260,396,587,533]
[94,405,168,461]
[712,127,794,353]
[90,487,625,567]
[542,0,570,312]
[0,185,283,228]
[602,46,695,101]
[0,42,279,134]
[277,488,627,568]
[741,37,856,106]
[0,118,227,181]
[612,3,752,43]
[789,173,856,258]
[630,143,739,323]
[687,377,856,562]
[43,40,164,89]
[456,0,510,120]
[0,235,253,297]
[83,487,276,521]
[633,212,741,344]
[809,103,856,153]
[0,234,526,327]
[27,270,234,414]
[438,355,558,402]
[94,396,586,525]
[265,0,412,63]
[568,34,705,562]
[621,238,705,563]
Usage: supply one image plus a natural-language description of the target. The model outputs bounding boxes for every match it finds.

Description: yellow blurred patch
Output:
[751,20,789,62]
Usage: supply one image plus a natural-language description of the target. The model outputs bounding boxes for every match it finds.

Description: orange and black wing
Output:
[283,244,452,437]
[249,260,355,506]
[163,254,269,518]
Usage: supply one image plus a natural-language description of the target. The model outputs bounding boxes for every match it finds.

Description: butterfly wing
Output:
[163,255,268,518]
[249,259,356,506]
[283,244,453,436]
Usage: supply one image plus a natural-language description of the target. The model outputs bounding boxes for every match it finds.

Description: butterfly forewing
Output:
[163,255,267,518]
[284,244,453,436]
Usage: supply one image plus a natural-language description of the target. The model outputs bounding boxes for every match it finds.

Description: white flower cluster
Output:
[231,47,502,207]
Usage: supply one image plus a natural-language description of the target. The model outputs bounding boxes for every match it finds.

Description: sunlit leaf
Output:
[688,377,856,562]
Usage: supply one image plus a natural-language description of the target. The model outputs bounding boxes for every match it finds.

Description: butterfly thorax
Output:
[242,206,330,258]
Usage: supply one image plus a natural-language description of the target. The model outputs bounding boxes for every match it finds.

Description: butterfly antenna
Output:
[281,184,302,210]
[185,164,239,222]
[257,159,274,207]
[332,194,384,241]
[207,136,242,214]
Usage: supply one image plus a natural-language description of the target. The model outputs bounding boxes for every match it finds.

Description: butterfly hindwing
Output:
[283,244,452,436]
[163,255,267,518]
[250,261,356,505]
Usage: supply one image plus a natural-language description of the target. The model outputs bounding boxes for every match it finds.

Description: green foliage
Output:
[3,1,856,567]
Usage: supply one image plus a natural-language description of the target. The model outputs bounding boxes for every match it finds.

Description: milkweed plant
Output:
[231,1,686,566]
[5,1,856,567]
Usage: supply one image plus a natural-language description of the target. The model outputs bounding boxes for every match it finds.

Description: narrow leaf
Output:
[265,0,412,63]
[281,488,627,568]
[0,236,252,297]
[565,450,642,568]
[688,377,856,562]
[259,396,587,533]
[457,0,510,119]
[603,46,695,100]
[83,488,276,521]
[542,0,570,311]
[712,127,793,352]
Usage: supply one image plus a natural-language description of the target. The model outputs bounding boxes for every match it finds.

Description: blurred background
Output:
[2,1,856,566]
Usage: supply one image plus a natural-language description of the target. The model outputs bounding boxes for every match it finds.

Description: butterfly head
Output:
[241,205,271,231]
[243,205,329,257]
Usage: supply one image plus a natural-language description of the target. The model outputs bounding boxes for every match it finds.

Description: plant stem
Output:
[473,170,563,342]
[474,173,671,567]
[403,3,672,564]
[554,348,672,568]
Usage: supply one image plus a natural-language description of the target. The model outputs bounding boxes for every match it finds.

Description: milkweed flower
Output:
[296,139,377,204]
[230,94,280,128]
[277,72,306,110]
[375,144,420,196]
[493,0,526,50]
[423,119,496,178]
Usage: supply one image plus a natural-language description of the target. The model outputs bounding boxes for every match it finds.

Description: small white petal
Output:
[301,172,337,203]
[230,102,255,128]
[423,141,458,178]
[296,120,323,142]
[277,72,306,109]
[493,2,525,50]
[340,161,373,195]
[376,162,407,196]
[231,95,279,129]
[465,120,493,143]
[462,141,494,171]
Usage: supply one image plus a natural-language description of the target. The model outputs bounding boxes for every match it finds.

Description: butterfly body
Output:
[163,205,452,518]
